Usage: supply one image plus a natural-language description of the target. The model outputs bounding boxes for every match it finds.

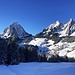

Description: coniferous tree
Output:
[0,38,7,64]
[7,42,20,65]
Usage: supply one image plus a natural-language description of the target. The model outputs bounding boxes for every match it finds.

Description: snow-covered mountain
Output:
[1,19,75,60]
[60,18,75,37]
[1,22,32,39]
[28,19,75,59]
[36,18,75,37]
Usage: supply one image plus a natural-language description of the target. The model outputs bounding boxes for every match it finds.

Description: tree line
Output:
[0,36,75,65]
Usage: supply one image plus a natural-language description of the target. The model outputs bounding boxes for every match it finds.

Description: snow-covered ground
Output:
[28,37,75,58]
[0,63,75,75]
[29,38,48,51]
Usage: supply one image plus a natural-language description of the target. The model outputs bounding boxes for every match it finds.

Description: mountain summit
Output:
[36,19,75,37]
[1,22,32,39]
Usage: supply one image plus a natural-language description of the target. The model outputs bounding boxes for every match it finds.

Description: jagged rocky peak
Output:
[2,22,32,39]
[54,20,61,25]
[10,22,19,26]
[48,20,62,29]
[36,18,75,37]
[64,18,75,28]
[62,18,75,36]
[35,20,63,37]
[68,18,74,24]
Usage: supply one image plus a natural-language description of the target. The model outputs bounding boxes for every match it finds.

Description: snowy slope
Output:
[29,38,46,46]
[0,65,16,75]
[31,19,75,59]
[70,32,75,36]
[0,63,75,75]
[29,38,48,51]
[56,42,75,58]
[28,37,75,58]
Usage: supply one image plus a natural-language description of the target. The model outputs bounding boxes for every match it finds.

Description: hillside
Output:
[0,19,75,65]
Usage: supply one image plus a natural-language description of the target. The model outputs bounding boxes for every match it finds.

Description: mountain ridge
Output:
[0,19,75,64]
[36,18,75,37]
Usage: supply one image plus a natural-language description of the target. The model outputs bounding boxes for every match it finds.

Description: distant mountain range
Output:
[0,18,75,65]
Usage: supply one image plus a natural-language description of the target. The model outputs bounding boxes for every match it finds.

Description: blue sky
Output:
[0,0,75,35]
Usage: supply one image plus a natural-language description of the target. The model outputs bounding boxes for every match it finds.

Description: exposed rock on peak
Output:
[1,22,32,39]
[68,18,74,24]
[36,18,75,37]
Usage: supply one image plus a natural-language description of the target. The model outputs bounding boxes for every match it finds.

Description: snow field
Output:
[0,63,75,75]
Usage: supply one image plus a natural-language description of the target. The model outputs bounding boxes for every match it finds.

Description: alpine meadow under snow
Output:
[0,63,75,75]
